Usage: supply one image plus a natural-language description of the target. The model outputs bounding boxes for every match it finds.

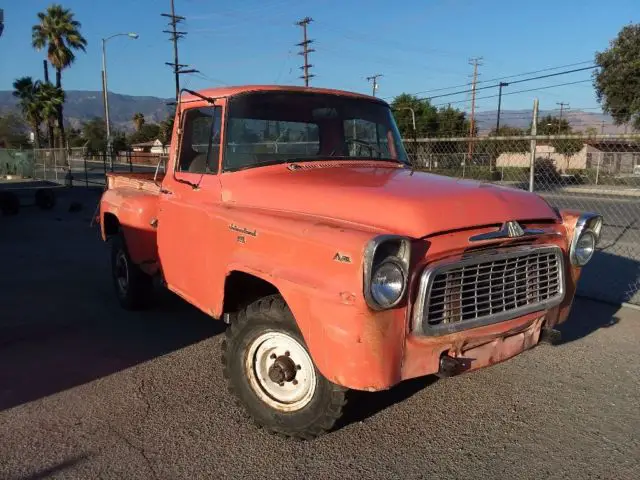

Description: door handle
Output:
[160,188,173,195]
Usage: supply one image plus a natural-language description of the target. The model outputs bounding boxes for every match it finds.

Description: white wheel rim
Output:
[245,331,316,412]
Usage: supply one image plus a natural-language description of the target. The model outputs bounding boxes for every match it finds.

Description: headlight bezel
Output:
[569,213,603,266]
[363,235,411,310]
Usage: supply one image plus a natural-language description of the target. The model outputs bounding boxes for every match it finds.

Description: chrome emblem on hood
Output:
[469,221,544,242]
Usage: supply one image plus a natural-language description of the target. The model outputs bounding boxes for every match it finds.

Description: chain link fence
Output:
[29,147,165,188]
[5,136,639,306]
[404,134,640,306]
[0,149,35,178]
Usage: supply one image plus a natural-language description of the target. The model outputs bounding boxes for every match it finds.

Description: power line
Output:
[381,60,595,100]
[418,65,597,102]
[162,0,198,101]
[431,79,592,108]
[367,74,383,97]
[296,17,314,87]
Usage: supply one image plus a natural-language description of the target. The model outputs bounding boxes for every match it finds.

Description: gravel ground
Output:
[0,189,639,480]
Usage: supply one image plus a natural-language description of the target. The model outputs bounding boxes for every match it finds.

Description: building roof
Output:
[183,85,385,104]
[131,140,161,148]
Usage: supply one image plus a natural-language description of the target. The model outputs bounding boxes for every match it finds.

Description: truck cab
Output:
[99,85,602,439]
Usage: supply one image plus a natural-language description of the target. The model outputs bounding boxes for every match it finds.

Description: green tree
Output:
[0,113,30,148]
[594,24,640,130]
[391,93,438,137]
[82,117,107,154]
[66,127,85,148]
[132,112,145,132]
[536,115,572,135]
[436,105,469,137]
[12,77,43,148]
[32,4,87,148]
[128,123,161,145]
[535,115,583,170]
[159,114,175,147]
[37,82,65,148]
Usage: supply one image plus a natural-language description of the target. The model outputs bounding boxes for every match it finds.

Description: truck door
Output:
[157,104,223,311]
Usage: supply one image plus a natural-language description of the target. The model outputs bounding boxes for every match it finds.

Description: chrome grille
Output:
[414,246,564,335]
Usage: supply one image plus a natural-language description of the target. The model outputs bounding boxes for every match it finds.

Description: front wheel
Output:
[222,295,347,439]
[111,233,153,310]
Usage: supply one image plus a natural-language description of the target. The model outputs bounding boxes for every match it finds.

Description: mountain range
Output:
[0,90,172,131]
[0,90,624,134]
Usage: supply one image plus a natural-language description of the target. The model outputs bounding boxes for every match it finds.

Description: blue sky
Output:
[0,0,637,115]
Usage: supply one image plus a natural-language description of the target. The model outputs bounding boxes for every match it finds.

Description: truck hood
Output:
[220,163,557,238]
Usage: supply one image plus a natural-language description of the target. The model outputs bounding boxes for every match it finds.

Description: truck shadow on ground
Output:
[339,375,438,429]
[0,291,223,413]
[555,296,621,345]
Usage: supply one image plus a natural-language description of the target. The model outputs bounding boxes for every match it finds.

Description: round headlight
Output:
[370,261,405,307]
[574,230,596,266]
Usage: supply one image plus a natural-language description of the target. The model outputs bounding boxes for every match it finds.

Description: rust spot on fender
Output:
[339,292,356,304]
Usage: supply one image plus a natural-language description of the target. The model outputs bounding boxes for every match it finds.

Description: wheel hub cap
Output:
[245,331,316,412]
[268,355,297,383]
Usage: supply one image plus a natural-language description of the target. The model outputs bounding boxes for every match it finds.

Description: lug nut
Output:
[270,353,277,359]
[278,382,284,387]
[284,351,290,357]
[296,365,301,370]
[292,379,298,385]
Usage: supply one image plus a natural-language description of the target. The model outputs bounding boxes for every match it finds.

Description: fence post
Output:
[129,149,133,173]
[83,150,89,187]
[595,152,601,185]
[528,98,539,192]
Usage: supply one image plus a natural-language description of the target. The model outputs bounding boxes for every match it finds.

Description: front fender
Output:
[218,209,408,391]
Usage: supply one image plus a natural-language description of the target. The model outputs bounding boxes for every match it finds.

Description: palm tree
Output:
[37,83,66,148]
[132,112,145,132]
[32,4,87,148]
[12,77,43,149]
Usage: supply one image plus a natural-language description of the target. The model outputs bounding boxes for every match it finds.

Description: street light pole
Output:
[495,82,509,133]
[101,32,138,169]
[396,106,417,165]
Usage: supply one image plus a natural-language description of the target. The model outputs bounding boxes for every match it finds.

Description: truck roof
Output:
[185,85,388,104]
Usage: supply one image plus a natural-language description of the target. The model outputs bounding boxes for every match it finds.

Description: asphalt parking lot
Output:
[1,188,639,480]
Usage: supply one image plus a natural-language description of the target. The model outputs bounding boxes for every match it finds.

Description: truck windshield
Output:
[224,91,409,171]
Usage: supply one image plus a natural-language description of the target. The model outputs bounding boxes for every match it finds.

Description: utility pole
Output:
[529,98,539,193]
[162,0,198,101]
[495,81,509,132]
[467,57,483,164]
[556,102,569,119]
[295,17,314,87]
[366,74,383,97]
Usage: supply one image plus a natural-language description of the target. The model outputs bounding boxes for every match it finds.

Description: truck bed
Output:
[106,172,164,194]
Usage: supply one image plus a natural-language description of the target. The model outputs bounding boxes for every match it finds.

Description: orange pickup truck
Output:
[99,85,602,439]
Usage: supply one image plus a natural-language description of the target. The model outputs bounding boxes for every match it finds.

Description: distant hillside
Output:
[0,90,172,131]
[474,109,627,134]
[0,90,629,135]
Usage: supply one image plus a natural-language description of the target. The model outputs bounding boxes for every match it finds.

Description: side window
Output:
[343,119,391,158]
[177,106,222,173]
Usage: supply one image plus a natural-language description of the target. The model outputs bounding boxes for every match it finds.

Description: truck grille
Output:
[414,246,564,335]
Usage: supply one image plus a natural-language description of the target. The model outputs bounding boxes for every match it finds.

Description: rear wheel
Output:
[111,233,152,310]
[222,295,347,439]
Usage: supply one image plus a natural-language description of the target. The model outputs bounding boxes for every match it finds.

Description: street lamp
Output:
[397,107,416,131]
[395,106,417,166]
[102,32,138,166]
